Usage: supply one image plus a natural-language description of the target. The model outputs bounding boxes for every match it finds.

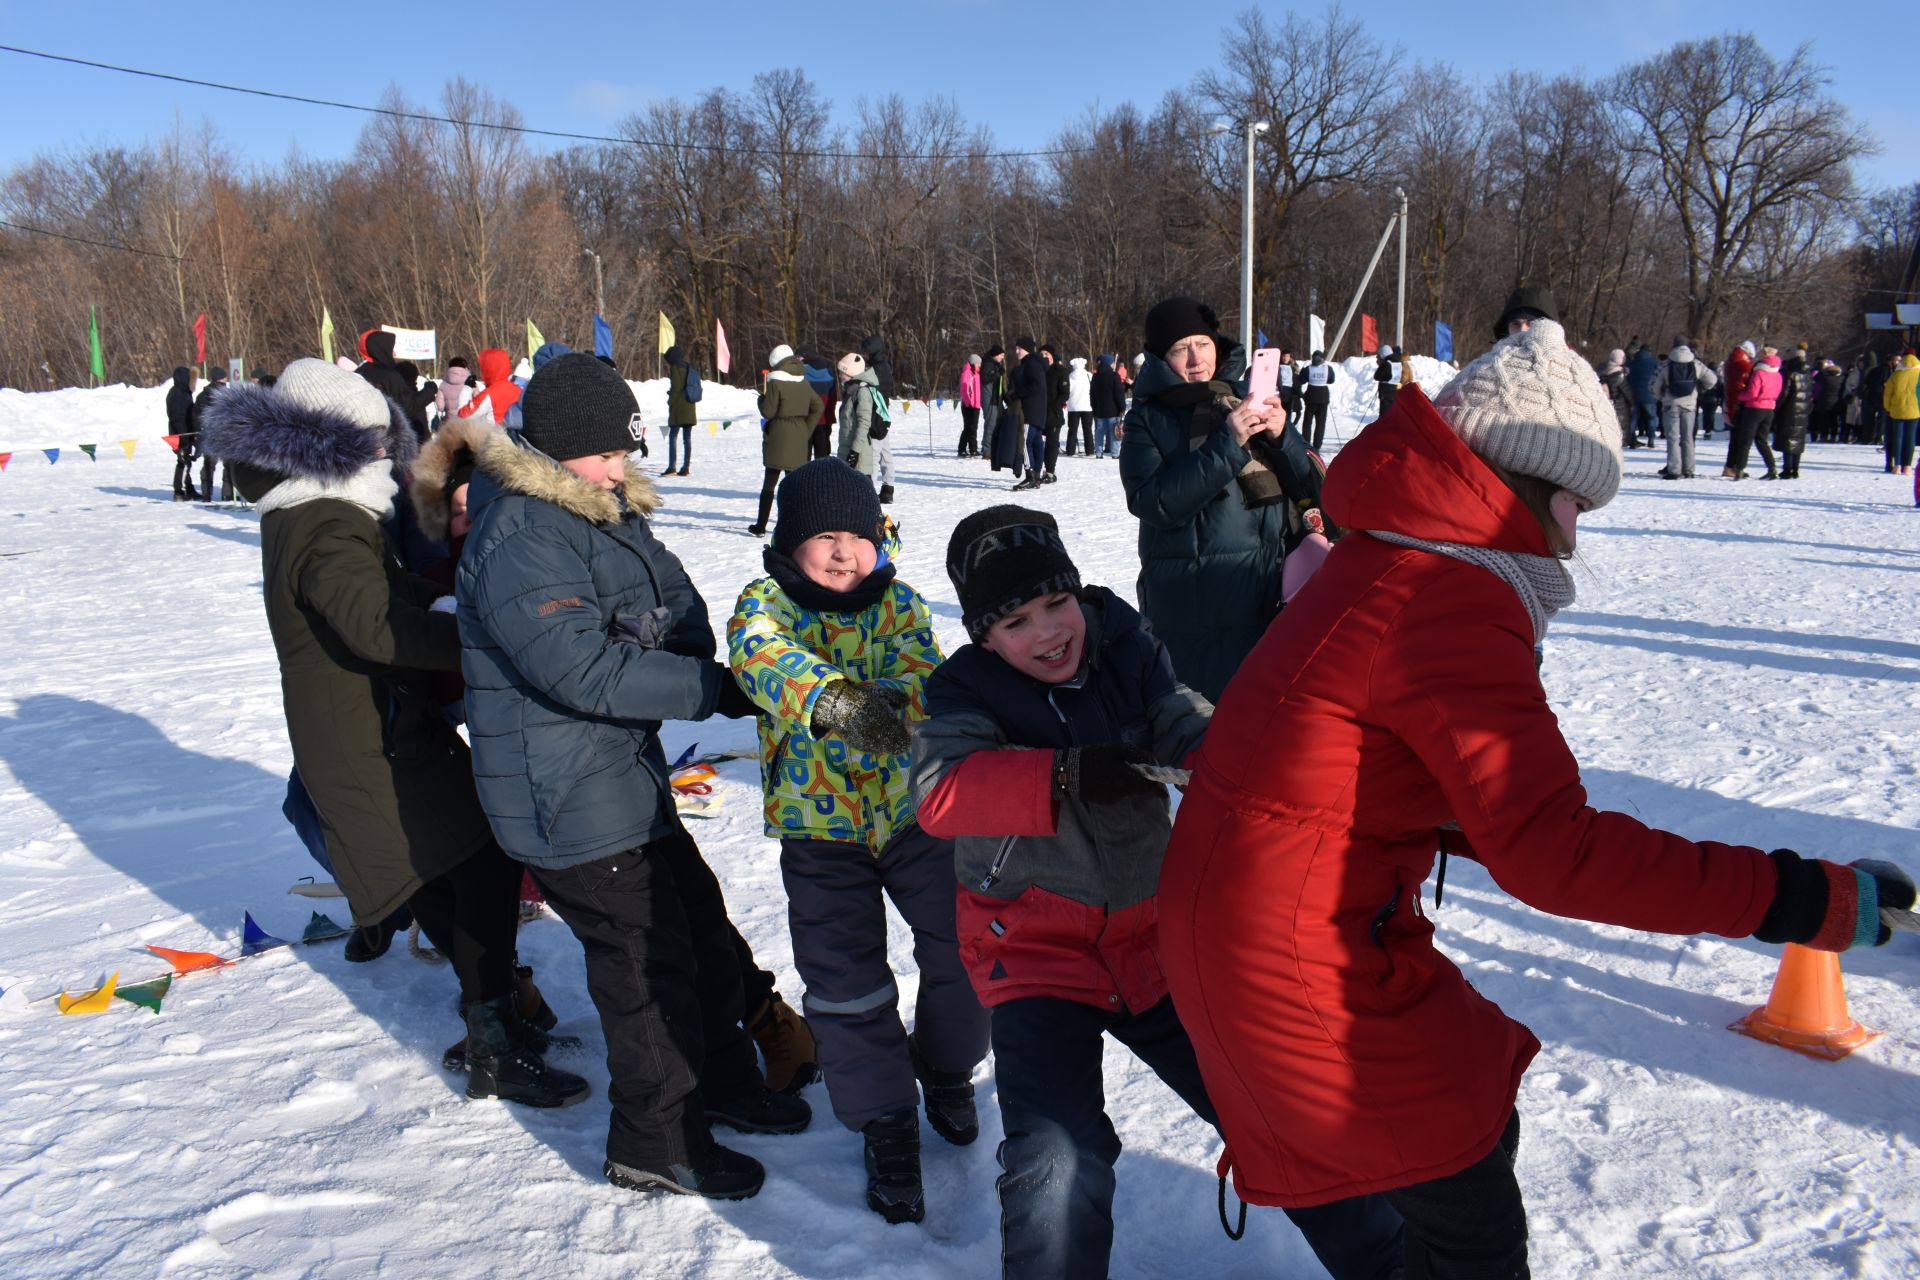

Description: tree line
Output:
[0,9,1906,398]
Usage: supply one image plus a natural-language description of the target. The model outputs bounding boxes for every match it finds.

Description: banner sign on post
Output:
[380,327,438,363]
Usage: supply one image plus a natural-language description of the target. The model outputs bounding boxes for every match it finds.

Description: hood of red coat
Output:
[475,347,513,387]
[1321,384,1551,555]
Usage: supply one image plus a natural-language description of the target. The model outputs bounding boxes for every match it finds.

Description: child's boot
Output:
[861,1107,925,1224]
[909,1033,979,1145]
[464,996,590,1107]
[747,992,819,1093]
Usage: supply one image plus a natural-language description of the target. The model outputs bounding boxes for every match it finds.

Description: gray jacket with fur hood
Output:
[457,434,732,868]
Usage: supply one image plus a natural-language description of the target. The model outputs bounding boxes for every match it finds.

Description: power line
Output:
[0,44,1093,162]
[0,218,298,276]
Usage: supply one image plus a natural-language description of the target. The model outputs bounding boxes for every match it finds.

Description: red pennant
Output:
[163,434,182,454]
[146,945,233,974]
[0,453,10,473]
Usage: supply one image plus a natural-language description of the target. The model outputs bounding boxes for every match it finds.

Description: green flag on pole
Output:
[527,319,546,360]
[321,307,335,363]
[88,305,104,384]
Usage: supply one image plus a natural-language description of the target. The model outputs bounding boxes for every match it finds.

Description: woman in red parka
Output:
[1156,319,1914,1278]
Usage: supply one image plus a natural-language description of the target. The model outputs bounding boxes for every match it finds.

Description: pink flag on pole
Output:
[715,319,731,376]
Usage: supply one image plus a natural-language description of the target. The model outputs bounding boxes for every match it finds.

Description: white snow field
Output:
[2,366,1917,1279]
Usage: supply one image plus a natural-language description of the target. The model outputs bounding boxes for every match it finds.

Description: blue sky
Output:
[0,1,1912,191]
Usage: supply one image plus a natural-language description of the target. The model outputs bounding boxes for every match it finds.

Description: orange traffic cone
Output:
[1730,943,1879,1061]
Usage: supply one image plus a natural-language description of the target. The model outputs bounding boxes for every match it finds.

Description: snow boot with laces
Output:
[861,1107,925,1224]
[909,1033,978,1146]
[746,992,818,1094]
[463,995,590,1108]
[442,967,581,1071]
[605,1144,765,1201]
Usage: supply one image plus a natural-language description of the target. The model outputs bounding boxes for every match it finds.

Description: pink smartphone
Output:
[1247,348,1281,405]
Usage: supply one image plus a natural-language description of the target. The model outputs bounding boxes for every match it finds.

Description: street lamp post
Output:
[1211,118,1271,353]
[583,248,606,317]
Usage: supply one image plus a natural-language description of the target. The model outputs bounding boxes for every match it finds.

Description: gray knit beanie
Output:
[1429,318,1622,510]
[277,357,390,430]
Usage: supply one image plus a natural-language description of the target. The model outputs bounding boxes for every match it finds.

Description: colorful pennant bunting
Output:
[301,912,350,944]
[119,439,137,460]
[58,971,118,1014]
[241,912,290,956]
[114,973,172,1014]
[147,945,232,975]
[79,444,97,461]
[0,453,11,473]
[163,434,182,454]
[42,448,59,465]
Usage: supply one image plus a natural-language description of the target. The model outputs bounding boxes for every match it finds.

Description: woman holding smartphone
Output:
[1117,296,1322,702]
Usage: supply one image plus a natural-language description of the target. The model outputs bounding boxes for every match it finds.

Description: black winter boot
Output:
[463,996,590,1108]
[861,1108,925,1224]
[343,920,399,963]
[878,484,895,505]
[606,1145,764,1200]
[909,1034,978,1146]
[707,1085,812,1135]
[442,968,582,1071]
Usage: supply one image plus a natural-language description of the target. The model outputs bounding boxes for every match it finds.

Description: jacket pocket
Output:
[522,710,598,839]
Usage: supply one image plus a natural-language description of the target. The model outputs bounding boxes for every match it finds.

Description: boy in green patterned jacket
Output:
[728,459,988,1227]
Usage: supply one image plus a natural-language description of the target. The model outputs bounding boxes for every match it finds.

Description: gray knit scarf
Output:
[1367,530,1575,641]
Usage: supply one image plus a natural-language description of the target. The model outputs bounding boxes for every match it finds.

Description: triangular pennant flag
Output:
[935,397,944,409]
[79,444,97,462]
[301,912,350,943]
[0,982,30,1016]
[147,945,232,975]
[721,418,733,430]
[119,439,137,460]
[671,742,701,768]
[526,319,546,360]
[0,453,11,473]
[242,912,290,956]
[163,434,182,454]
[42,448,59,465]
[114,973,172,1014]
[707,422,718,436]
[58,971,119,1015]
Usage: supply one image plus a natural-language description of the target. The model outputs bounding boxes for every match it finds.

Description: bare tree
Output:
[1609,35,1872,345]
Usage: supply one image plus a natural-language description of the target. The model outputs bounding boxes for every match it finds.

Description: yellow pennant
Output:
[119,439,137,460]
[707,421,717,436]
[58,971,119,1014]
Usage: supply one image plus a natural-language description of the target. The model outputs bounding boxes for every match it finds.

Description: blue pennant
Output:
[671,742,699,768]
[241,911,291,956]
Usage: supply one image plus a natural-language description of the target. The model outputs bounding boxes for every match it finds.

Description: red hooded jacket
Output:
[1724,345,1754,404]
[459,348,521,424]
[1156,387,1778,1209]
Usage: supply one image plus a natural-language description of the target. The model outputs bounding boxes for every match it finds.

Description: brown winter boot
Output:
[515,964,558,1031]
[747,992,818,1094]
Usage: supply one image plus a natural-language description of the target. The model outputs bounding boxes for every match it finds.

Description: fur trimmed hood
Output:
[474,433,658,525]
[201,380,419,482]
[410,417,500,542]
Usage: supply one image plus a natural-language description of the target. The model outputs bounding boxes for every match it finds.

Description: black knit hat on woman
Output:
[773,459,885,554]
[945,505,1082,641]
[519,352,644,460]
[1142,296,1221,361]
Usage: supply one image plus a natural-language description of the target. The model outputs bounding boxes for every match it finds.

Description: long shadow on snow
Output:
[1558,610,1920,663]
[1599,485,1916,524]
[0,694,591,1130]
[1587,522,1919,560]
[1552,628,1920,684]
[187,521,261,548]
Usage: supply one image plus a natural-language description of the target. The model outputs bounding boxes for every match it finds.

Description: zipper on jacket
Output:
[1433,827,1452,908]
[978,836,1017,893]
[1368,885,1402,948]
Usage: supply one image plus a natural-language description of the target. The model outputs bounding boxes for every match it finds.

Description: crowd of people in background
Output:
[168,279,1920,1280]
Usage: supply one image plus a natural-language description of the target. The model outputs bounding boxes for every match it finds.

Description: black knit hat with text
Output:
[946,505,1082,641]
[519,352,643,460]
[773,458,885,554]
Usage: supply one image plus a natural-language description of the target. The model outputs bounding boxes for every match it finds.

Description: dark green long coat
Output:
[758,357,825,472]
[208,378,495,925]
[1117,345,1316,704]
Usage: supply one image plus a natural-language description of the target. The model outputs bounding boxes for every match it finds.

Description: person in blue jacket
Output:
[457,353,808,1202]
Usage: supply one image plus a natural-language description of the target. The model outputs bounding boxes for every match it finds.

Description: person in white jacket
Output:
[1652,340,1719,480]
[1063,357,1094,456]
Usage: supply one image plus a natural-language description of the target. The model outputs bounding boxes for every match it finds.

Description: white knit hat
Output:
[1429,318,1622,509]
[275,357,390,430]
[769,343,795,367]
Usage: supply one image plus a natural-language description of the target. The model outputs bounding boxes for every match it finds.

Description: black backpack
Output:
[1667,360,1697,399]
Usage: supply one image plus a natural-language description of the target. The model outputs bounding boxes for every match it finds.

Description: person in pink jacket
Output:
[959,355,984,457]
[1725,346,1782,480]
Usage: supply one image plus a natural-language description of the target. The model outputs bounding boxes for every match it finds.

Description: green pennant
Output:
[79,444,97,462]
[301,911,350,943]
[88,304,105,384]
[114,973,172,1014]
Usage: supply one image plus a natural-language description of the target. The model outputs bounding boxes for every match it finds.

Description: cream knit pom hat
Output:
[1429,318,1622,509]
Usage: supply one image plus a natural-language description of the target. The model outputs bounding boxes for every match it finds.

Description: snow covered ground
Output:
[1,371,1917,1279]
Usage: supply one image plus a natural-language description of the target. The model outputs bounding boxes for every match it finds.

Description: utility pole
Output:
[583,248,606,317]
[1211,117,1271,352]
[1395,188,1408,353]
